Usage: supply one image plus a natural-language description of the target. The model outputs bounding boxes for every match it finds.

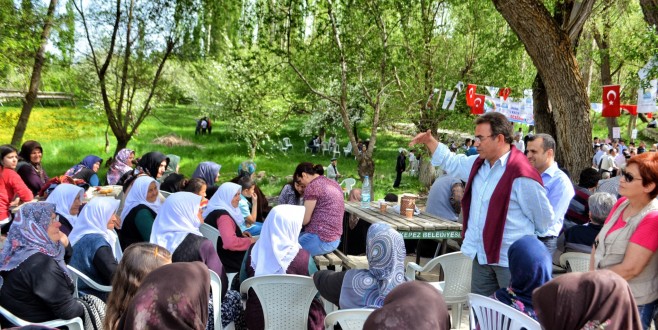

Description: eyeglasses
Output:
[621,170,641,182]
[474,135,495,144]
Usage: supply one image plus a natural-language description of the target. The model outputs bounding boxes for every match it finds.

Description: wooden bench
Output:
[333,250,369,270]
[313,252,343,272]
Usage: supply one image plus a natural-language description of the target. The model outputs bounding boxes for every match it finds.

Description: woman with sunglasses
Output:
[590,152,658,330]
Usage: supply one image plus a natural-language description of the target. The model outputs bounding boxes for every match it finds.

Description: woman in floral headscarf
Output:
[313,223,406,309]
[107,149,135,185]
[0,202,85,324]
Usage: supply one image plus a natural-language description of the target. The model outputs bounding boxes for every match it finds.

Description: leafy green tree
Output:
[73,0,199,154]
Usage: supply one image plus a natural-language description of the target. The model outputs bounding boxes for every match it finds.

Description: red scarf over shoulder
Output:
[461,145,542,264]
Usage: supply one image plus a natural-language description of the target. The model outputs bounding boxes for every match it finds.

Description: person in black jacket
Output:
[0,202,84,325]
[393,148,407,188]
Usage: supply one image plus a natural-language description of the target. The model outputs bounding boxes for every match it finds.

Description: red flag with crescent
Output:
[602,85,620,117]
[620,104,637,115]
[499,87,511,101]
[471,94,485,115]
[466,84,477,106]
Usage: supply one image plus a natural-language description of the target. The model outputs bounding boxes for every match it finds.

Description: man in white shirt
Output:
[513,131,525,153]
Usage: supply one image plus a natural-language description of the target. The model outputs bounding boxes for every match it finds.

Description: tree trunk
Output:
[492,0,593,179]
[532,74,557,140]
[10,0,58,146]
[640,0,658,28]
[114,135,130,156]
[593,9,619,139]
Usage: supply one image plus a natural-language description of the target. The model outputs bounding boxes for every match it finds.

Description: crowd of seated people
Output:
[0,135,657,330]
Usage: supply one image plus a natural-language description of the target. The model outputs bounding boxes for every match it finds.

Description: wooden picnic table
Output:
[344,201,462,239]
[343,201,462,265]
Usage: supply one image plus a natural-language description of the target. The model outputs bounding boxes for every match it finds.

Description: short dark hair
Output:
[578,167,600,189]
[0,144,18,167]
[184,178,207,195]
[237,176,254,190]
[294,162,323,180]
[474,112,513,144]
[527,133,556,152]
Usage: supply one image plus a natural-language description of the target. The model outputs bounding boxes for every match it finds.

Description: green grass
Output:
[0,105,425,200]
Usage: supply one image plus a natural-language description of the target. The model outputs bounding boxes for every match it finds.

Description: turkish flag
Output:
[499,88,511,101]
[602,85,621,117]
[648,113,653,119]
[471,94,485,115]
[466,84,477,106]
[620,104,637,115]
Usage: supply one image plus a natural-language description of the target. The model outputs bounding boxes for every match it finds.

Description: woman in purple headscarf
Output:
[107,148,135,185]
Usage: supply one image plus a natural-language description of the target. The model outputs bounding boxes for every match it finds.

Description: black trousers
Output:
[393,171,403,187]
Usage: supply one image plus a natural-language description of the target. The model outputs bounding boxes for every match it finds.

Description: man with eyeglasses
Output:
[410,112,554,297]
[526,133,575,255]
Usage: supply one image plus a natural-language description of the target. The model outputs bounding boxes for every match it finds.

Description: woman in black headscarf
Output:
[16,140,49,195]
[118,151,169,191]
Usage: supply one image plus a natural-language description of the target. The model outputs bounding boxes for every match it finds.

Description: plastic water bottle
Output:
[361,176,371,208]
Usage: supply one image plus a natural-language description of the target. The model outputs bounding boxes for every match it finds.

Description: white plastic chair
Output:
[339,178,356,198]
[332,144,341,158]
[559,252,591,272]
[343,142,352,157]
[278,141,289,153]
[283,137,293,150]
[324,309,375,330]
[200,223,220,251]
[468,293,540,330]
[209,270,235,330]
[322,141,331,155]
[405,251,472,329]
[240,274,318,330]
[159,190,171,199]
[0,305,84,330]
[67,265,112,298]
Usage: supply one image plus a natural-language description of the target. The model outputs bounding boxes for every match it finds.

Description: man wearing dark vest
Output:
[410,112,554,296]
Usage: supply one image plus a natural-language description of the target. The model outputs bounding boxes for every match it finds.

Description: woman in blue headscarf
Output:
[491,235,552,320]
[192,161,221,198]
[65,155,103,186]
[313,223,406,309]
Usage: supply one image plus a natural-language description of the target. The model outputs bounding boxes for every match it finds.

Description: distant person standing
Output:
[393,148,406,188]
[326,158,341,182]
[513,132,525,153]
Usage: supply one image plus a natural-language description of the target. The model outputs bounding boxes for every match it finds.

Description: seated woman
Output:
[16,140,49,195]
[65,155,103,186]
[118,262,210,330]
[314,223,406,308]
[45,183,84,236]
[294,162,344,256]
[68,197,122,300]
[237,176,263,236]
[203,182,256,274]
[118,151,169,190]
[192,161,221,198]
[104,243,172,330]
[533,270,642,330]
[241,204,325,330]
[491,235,551,320]
[150,191,244,329]
[118,176,162,250]
[277,179,304,206]
[106,148,135,185]
[364,281,451,330]
[0,203,84,324]
[0,145,33,225]
[159,173,188,193]
[158,154,180,182]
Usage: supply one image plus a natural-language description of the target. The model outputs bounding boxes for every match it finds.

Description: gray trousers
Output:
[471,258,511,297]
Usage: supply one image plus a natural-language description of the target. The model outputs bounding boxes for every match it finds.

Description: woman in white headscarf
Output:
[150,191,245,329]
[45,183,84,236]
[203,182,256,273]
[117,176,161,250]
[240,205,325,330]
[68,197,121,300]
